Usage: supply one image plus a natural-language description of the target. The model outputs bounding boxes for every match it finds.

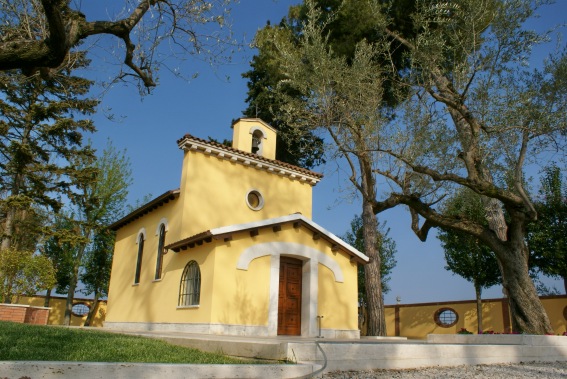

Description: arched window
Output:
[179,261,201,306]
[251,129,264,155]
[155,224,166,280]
[134,233,145,284]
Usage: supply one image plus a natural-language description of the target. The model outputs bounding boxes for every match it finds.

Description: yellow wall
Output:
[106,122,359,333]
[18,296,106,327]
[317,249,359,331]
[379,296,567,339]
[543,296,567,335]
[210,236,271,327]
[232,119,277,159]
[179,150,313,235]
[107,217,360,334]
[203,223,359,331]
[106,219,216,324]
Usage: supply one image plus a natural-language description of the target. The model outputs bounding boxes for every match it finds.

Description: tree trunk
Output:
[44,288,52,308]
[64,260,81,326]
[496,243,553,334]
[362,199,386,336]
[475,283,483,334]
[84,291,99,327]
[1,208,16,251]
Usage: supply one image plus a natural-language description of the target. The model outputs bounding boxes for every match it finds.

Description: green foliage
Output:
[437,189,502,293]
[0,321,256,364]
[243,24,325,169]
[80,230,115,299]
[0,205,47,252]
[0,248,56,303]
[266,0,566,333]
[0,50,98,250]
[41,214,80,295]
[528,164,567,292]
[57,141,132,323]
[343,214,397,302]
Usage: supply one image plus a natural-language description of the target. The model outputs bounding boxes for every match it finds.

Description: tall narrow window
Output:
[134,233,145,284]
[155,224,166,280]
[179,261,201,306]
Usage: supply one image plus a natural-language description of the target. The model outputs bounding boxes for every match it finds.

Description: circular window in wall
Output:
[434,307,458,327]
[246,190,264,211]
[563,306,567,321]
[71,303,91,317]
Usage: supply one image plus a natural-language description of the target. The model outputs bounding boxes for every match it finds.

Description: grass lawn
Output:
[0,321,260,364]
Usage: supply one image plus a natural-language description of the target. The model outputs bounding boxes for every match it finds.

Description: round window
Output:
[434,307,458,327]
[563,306,567,321]
[71,303,91,317]
[246,190,264,211]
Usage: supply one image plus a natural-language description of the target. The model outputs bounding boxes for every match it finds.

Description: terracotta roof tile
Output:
[177,134,323,179]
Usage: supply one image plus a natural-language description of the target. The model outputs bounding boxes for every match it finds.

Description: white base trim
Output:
[104,321,360,339]
[104,321,271,336]
[318,328,361,339]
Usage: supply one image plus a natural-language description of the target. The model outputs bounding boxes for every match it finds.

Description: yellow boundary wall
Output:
[14,294,565,338]
[360,295,567,339]
[16,296,107,327]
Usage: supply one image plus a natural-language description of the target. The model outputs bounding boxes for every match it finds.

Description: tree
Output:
[437,189,502,333]
[242,0,419,168]
[80,229,115,326]
[0,0,233,91]
[529,164,567,293]
[244,0,417,334]
[41,214,78,307]
[0,247,56,303]
[0,50,98,251]
[61,141,131,325]
[271,0,566,334]
[343,214,397,304]
[266,2,390,335]
[242,23,325,168]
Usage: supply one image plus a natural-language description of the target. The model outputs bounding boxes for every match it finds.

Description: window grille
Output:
[179,261,201,306]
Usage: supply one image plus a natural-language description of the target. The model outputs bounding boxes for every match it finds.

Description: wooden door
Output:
[277,257,302,335]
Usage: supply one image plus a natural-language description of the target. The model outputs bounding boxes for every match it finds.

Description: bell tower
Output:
[231,118,277,160]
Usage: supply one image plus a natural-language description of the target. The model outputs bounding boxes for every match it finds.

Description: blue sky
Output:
[84,0,565,304]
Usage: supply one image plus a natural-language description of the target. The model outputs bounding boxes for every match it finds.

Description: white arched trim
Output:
[155,218,169,235]
[248,126,267,139]
[136,228,147,243]
[237,242,344,283]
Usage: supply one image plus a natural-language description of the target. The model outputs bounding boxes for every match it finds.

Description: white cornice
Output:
[211,214,369,263]
[178,137,321,186]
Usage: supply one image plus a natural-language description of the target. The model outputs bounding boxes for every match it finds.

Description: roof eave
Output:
[165,214,369,264]
[109,189,180,231]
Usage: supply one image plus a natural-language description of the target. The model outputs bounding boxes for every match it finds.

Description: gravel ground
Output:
[321,361,567,378]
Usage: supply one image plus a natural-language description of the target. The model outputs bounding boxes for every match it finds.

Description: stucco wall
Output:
[179,150,313,236]
[379,296,566,339]
[17,296,106,327]
[106,219,360,336]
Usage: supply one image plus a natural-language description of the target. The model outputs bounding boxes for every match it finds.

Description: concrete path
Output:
[2,329,567,378]
[0,361,319,379]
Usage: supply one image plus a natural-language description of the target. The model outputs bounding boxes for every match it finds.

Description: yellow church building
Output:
[105,118,368,338]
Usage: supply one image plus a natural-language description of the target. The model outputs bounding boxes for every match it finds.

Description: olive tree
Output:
[271,2,390,335]
[273,0,566,334]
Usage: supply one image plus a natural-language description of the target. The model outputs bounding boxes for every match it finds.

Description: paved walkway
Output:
[2,328,566,379]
